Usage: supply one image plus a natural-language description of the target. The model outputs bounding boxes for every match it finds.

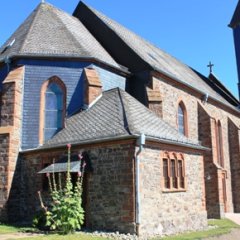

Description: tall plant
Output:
[37,144,85,234]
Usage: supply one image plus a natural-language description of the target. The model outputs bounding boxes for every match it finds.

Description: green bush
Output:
[32,211,49,230]
[36,144,85,234]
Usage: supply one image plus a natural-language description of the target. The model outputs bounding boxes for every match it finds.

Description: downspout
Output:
[135,133,145,236]
[4,56,11,73]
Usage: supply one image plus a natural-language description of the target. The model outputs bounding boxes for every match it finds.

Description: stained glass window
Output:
[216,121,224,167]
[178,104,185,135]
[44,83,63,141]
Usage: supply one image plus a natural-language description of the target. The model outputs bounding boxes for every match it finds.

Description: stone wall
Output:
[151,76,199,141]
[0,133,10,220]
[198,104,221,218]
[0,66,24,221]
[138,144,207,236]
[151,74,240,217]
[12,142,136,233]
[11,140,208,237]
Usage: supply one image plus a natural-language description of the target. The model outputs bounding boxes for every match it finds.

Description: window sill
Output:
[162,188,187,193]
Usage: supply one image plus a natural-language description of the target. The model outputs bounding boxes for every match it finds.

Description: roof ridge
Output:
[117,88,132,135]
[52,7,89,55]
[19,3,43,53]
[75,2,239,109]
[78,2,193,74]
[208,73,239,105]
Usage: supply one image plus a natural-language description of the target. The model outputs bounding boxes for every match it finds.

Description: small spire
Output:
[207,61,214,74]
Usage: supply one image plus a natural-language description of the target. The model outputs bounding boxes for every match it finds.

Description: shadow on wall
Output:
[0,93,2,126]
[7,154,29,223]
[198,103,221,219]
[67,74,84,116]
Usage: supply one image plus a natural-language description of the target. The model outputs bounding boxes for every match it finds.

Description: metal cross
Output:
[207,61,214,73]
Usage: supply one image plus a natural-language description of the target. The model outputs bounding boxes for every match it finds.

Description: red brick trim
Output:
[2,66,24,84]
[83,68,102,106]
[161,151,187,192]
[214,119,224,168]
[0,127,13,134]
[146,87,162,102]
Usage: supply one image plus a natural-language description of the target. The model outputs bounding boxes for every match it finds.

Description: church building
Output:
[0,1,239,237]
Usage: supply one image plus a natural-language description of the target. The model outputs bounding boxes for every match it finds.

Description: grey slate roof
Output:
[39,160,80,174]
[77,2,239,109]
[0,2,121,70]
[229,1,240,28]
[43,88,202,149]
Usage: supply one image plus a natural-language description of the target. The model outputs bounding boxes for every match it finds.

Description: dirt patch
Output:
[0,232,42,240]
[205,228,240,240]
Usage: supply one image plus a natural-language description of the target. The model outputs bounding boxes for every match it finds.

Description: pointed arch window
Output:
[162,152,186,191]
[216,120,224,167]
[177,102,188,136]
[40,77,66,144]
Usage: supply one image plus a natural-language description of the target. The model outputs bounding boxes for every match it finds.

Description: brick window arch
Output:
[216,120,224,167]
[39,76,66,144]
[177,101,188,136]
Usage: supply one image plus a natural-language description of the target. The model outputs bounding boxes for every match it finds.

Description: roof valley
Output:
[117,88,132,135]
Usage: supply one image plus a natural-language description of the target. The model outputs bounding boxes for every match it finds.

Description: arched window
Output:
[216,120,224,167]
[162,152,186,191]
[177,102,188,136]
[40,77,66,144]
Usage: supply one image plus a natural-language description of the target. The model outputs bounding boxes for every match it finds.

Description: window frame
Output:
[215,120,224,168]
[161,152,186,192]
[177,101,188,137]
[39,76,66,145]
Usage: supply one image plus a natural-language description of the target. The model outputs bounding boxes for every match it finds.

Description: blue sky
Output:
[0,0,239,98]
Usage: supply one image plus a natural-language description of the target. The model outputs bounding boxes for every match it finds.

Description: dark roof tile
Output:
[0,3,121,70]
[75,2,239,108]
[43,88,201,149]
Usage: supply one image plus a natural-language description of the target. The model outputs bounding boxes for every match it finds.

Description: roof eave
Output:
[0,54,131,77]
[145,136,210,152]
[20,133,207,154]
[208,73,239,105]
[151,69,240,115]
[20,135,138,153]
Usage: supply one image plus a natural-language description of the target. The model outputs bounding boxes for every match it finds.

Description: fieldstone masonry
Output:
[0,66,24,221]
[13,142,136,233]
[139,145,207,235]
[151,72,240,219]
[7,139,208,237]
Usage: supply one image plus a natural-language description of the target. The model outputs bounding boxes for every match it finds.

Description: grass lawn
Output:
[0,224,107,240]
[1,219,239,240]
[7,233,109,240]
[158,219,240,240]
[0,223,34,234]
